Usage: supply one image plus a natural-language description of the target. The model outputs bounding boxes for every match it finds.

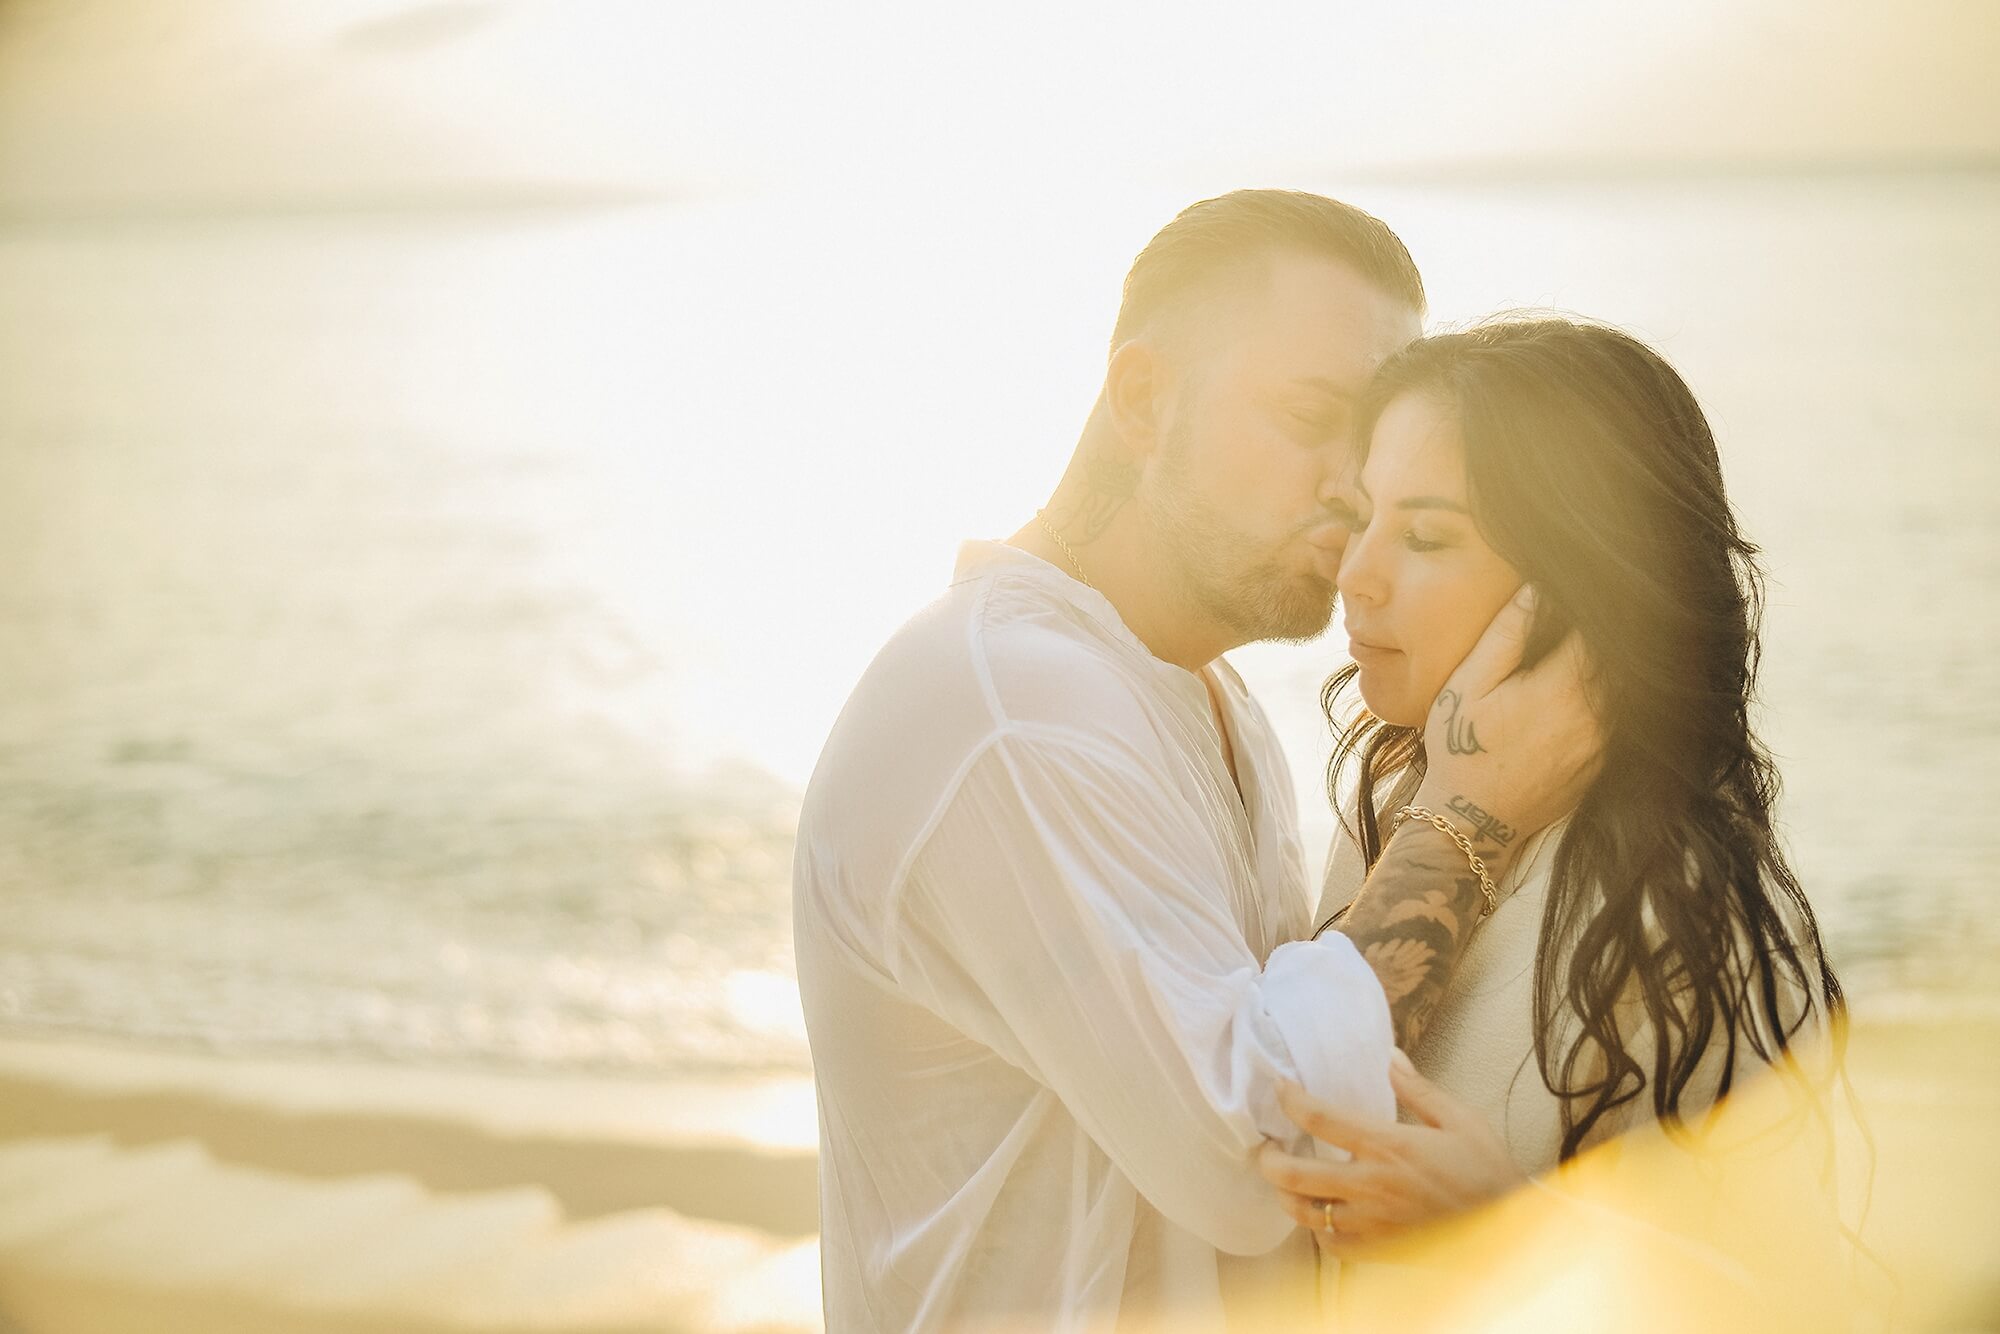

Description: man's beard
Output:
[1145,446,1338,646]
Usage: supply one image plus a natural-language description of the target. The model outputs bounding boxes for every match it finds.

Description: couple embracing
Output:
[792,189,1845,1331]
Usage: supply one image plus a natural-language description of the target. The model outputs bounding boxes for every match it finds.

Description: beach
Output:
[0,83,1995,1334]
[0,1034,821,1332]
[3,1015,1997,1331]
[0,0,1995,1325]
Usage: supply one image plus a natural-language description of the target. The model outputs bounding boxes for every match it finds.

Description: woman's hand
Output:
[1414,584,1604,861]
[1259,1051,1527,1258]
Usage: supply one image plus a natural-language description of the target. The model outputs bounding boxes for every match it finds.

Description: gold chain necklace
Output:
[1033,510,1095,590]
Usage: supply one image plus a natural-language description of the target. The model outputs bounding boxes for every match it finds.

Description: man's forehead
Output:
[1231,252,1420,374]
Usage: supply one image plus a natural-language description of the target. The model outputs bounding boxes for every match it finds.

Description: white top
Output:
[1321,810,1577,1171]
[1317,806,1857,1322]
[794,541,1396,1333]
[1317,807,1767,1172]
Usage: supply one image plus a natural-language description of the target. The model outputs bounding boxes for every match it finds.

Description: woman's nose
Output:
[1337,528,1386,607]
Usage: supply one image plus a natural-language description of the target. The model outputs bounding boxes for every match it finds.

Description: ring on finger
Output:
[1318,1199,1336,1235]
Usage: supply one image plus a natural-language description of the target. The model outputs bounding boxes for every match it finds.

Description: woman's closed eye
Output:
[1402,528,1448,553]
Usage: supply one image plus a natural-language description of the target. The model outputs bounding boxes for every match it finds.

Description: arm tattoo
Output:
[1328,809,1498,1050]
[1435,688,1486,756]
[1445,794,1516,847]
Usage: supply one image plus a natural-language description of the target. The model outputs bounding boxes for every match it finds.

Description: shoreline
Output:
[0,1033,825,1333]
[3,1014,1997,1330]
[0,1033,818,1237]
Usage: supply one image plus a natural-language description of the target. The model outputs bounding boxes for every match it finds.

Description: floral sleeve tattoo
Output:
[1332,809,1504,1050]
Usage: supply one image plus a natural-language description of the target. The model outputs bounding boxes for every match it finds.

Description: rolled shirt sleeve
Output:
[885,727,1395,1256]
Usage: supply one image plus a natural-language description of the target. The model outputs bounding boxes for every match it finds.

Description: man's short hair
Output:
[1111,189,1425,352]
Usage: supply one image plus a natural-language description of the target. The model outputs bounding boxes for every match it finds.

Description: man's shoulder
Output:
[969,580,1175,757]
[794,571,1165,937]
[861,566,1153,732]
[800,572,1165,833]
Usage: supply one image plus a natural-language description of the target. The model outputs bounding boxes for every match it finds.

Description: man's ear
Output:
[1102,338,1171,460]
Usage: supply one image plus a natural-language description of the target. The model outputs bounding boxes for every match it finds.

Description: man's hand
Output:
[1258,1054,1526,1259]
[1413,583,1602,863]
[1333,584,1602,1049]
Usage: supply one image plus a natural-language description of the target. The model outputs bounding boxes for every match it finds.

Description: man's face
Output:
[1140,251,1421,646]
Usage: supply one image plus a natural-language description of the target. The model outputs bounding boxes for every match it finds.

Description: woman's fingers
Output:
[1434,582,1536,707]
[1275,1188,1338,1231]
[1388,1049,1456,1130]
[1274,1189,1388,1256]
[1256,1140,1381,1201]
[1276,1078,1387,1156]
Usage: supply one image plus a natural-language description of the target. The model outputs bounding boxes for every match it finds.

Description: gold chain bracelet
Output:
[1389,805,1500,920]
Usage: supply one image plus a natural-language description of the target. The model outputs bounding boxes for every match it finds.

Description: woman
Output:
[1263,317,1854,1322]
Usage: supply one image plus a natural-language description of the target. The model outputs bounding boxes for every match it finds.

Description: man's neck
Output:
[1007,507,1235,674]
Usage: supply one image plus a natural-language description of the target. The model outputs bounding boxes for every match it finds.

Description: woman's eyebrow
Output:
[1394,496,1470,513]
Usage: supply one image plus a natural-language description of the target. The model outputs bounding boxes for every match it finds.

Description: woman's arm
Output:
[1334,586,1601,1050]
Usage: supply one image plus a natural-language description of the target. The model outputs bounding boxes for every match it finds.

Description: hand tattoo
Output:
[1435,688,1486,756]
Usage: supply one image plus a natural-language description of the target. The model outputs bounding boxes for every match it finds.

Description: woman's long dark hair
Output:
[1324,318,1845,1161]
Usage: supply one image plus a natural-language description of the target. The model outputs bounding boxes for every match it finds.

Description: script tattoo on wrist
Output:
[1434,688,1485,756]
[1333,823,1491,1051]
[1445,793,1516,848]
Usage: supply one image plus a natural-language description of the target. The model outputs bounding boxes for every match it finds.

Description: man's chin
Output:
[1252,577,1338,645]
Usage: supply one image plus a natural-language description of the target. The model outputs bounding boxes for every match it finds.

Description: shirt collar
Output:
[952,538,1159,665]
[954,540,1277,901]
[951,541,1238,728]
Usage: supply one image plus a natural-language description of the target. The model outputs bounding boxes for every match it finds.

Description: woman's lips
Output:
[1346,635,1402,662]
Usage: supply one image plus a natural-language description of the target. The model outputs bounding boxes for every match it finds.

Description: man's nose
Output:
[1317,447,1360,508]
[1308,462,1362,565]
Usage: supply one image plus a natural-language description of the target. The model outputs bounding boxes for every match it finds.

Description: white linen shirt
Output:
[793,541,1395,1332]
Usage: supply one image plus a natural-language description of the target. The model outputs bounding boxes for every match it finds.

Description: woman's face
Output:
[1337,392,1523,728]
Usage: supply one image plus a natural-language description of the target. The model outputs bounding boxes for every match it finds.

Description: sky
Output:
[1,0,1996,921]
[2,0,1997,213]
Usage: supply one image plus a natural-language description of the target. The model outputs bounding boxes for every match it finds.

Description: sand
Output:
[0,1035,822,1334]
[1,1015,1995,1333]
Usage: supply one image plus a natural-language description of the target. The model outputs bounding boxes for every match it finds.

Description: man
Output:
[793,190,1599,1330]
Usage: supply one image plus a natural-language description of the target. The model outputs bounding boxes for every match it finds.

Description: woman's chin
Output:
[1355,675,1425,730]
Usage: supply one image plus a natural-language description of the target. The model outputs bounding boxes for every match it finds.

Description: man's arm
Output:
[1335,585,1601,1050]
[887,727,1396,1257]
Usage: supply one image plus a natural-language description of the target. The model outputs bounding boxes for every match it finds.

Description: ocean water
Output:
[1,174,1995,1075]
